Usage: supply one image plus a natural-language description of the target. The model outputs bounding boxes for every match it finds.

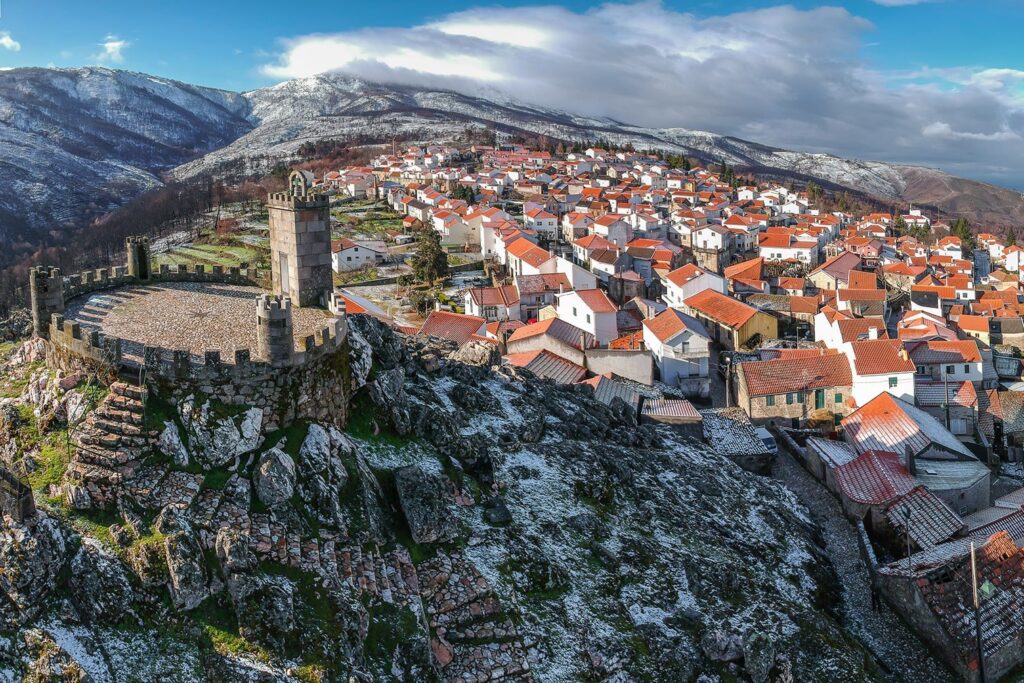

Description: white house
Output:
[332,239,387,272]
[840,339,916,407]
[692,225,729,252]
[662,264,726,308]
[642,308,712,395]
[593,215,634,247]
[524,207,559,240]
[556,289,619,346]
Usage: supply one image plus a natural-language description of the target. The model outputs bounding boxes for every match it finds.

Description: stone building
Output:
[267,170,333,307]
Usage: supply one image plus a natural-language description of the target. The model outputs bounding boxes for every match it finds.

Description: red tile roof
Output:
[642,308,708,344]
[847,339,915,375]
[740,352,852,397]
[684,289,759,329]
[841,392,973,458]
[834,450,915,505]
[419,311,485,346]
[572,288,618,314]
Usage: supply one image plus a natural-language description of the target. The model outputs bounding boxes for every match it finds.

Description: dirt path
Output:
[772,448,954,682]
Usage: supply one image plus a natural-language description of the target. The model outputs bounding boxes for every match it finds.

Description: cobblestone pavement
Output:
[64,282,332,362]
[772,448,955,683]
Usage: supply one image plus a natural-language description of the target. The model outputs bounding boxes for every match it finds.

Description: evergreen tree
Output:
[893,215,907,236]
[1008,227,1018,247]
[412,230,449,285]
[951,217,974,251]
[451,185,476,204]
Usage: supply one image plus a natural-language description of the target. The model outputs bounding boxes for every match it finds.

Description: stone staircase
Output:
[419,553,534,682]
[63,382,153,509]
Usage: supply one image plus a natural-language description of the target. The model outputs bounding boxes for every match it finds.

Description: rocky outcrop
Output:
[0,321,898,682]
[253,448,295,509]
[178,397,263,469]
[164,527,208,611]
[394,465,456,545]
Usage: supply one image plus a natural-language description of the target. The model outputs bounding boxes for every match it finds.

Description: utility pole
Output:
[944,368,951,431]
[971,541,986,683]
[904,506,913,572]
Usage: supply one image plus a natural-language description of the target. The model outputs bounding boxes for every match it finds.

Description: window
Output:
[766,395,775,407]
[916,366,927,375]
[586,314,592,324]
[946,365,955,375]
[346,256,352,262]
[573,307,577,316]
[888,377,898,388]
[964,364,971,374]
[786,393,794,405]
[835,393,843,404]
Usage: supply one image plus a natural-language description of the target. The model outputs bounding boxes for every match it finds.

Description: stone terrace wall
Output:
[151,337,351,430]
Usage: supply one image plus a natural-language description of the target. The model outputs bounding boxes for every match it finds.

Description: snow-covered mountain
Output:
[3,68,1023,238]
[177,73,1024,226]
[0,67,251,238]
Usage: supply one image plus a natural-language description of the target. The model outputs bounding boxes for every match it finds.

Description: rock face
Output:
[253,447,296,509]
[0,322,899,682]
[164,529,208,611]
[179,398,263,469]
[394,465,456,544]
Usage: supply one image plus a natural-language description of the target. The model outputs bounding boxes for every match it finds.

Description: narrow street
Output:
[771,447,955,682]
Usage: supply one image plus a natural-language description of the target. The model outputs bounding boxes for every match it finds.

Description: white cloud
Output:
[872,0,936,5]
[261,1,1024,186]
[92,35,130,64]
[0,32,21,52]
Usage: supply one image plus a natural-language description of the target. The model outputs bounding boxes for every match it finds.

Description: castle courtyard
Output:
[62,281,333,365]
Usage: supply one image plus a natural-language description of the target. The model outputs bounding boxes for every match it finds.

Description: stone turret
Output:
[125,236,152,280]
[29,266,64,339]
[256,294,294,365]
[267,171,332,308]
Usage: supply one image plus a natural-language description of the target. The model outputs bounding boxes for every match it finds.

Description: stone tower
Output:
[266,171,332,308]
[29,266,64,339]
[256,294,294,365]
[125,236,152,280]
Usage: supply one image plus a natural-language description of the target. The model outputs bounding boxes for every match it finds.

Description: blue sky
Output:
[0,0,1019,92]
[1,1,1023,186]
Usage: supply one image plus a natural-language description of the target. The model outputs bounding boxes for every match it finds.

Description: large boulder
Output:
[178,397,262,469]
[157,420,189,467]
[368,367,411,435]
[393,465,456,544]
[0,514,68,627]
[215,527,256,575]
[228,574,296,653]
[296,425,350,527]
[449,340,500,368]
[164,530,208,611]
[68,539,134,624]
[253,448,296,509]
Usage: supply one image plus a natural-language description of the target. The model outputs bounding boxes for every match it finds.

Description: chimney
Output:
[905,445,916,476]
[868,326,878,340]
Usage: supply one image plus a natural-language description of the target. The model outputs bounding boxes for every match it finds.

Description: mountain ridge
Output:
[2,67,1022,239]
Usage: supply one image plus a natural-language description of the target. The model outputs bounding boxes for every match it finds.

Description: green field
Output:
[154,243,269,270]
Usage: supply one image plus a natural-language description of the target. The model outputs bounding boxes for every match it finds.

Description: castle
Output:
[29,171,350,428]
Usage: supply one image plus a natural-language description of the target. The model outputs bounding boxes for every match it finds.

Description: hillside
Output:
[0,67,251,238]
[1,67,1022,243]
[0,316,888,681]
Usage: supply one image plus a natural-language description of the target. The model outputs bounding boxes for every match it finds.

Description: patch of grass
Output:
[200,468,232,491]
[363,600,422,666]
[344,397,414,447]
[27,430,73,491]
[192,599,273,663]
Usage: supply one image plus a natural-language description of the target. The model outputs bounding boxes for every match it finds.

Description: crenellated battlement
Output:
[140,313,346,381]
[48,312,123,371]
[266,191,329,210]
